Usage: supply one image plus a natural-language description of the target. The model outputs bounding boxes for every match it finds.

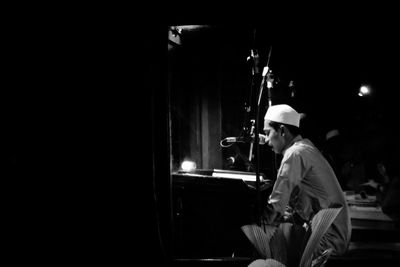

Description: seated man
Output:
[260,104,352,261]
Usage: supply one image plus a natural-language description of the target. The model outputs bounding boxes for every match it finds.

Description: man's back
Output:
[280,137,351,256]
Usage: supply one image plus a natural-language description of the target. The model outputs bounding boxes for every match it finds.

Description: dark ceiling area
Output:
[176,24,399,128]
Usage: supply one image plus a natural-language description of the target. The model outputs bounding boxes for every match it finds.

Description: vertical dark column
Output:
[148,24,174,265]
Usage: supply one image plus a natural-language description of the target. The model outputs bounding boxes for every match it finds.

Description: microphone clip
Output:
[247,49,260,75]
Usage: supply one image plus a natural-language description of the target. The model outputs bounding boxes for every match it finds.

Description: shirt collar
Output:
[282,135,303,155]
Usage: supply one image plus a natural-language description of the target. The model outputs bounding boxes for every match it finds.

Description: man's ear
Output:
[280,125,285,136]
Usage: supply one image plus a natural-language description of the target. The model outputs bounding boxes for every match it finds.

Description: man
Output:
[261,104,351,258]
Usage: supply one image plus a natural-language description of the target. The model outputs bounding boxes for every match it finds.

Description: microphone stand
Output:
[253,47,273,226]
[253,66,268,226]
[248,120,255,163]
[243,29,259,171]
[266,71,277,180]
[241,48,260,172]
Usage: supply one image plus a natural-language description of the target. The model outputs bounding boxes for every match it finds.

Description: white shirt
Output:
[267,135,352,255]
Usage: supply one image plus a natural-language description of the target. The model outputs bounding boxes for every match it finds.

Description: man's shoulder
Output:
[292,138,316,151]
[283,138,319,163]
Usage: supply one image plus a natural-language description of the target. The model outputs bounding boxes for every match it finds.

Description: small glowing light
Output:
[360,86,370,94]
[358,85,371,97]
[181,160,197,172]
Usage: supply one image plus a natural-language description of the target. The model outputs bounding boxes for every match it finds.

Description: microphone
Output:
[225,134,267,144]
[247,49,260,75]
[252,49,260,74]
[289,80,296,98]
[226,156,236,165]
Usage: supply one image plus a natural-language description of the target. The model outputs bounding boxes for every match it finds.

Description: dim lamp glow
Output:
[181,160,197,172]
[358,85,371,96]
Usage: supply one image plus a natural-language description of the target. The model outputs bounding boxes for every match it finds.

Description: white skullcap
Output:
[264,104,300,127]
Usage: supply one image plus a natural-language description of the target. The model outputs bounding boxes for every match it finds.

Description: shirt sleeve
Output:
[268,151,304,215]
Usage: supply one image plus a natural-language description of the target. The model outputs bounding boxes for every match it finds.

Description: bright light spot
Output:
[173,25,211,32]
[181,160,197,172]
[358,85,371,96]
[360,86,370,94]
